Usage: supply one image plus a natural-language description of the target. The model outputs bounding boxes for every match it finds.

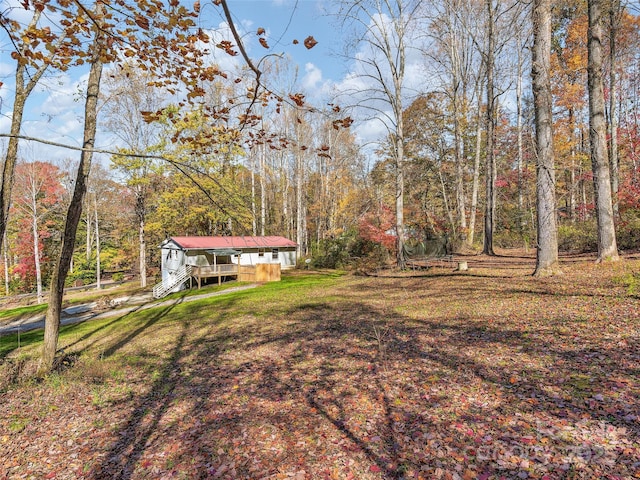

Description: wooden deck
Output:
[190,263,281,287]
[191,264,239,287]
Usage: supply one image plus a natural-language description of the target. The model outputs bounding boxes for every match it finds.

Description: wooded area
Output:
[1,0,640,370]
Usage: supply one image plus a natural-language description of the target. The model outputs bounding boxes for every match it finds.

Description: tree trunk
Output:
[86,200,92,261]
[482,0,497,256]
[1,92,26,246]
[570,154,577,221]
[396,131,406,269]
[449,30,467,241]
[3,232,9,296]
[138,216,146,288]
[532,0,560,276]
[467,80,484,247]
[260,143,266,236]
[31,194,44,303]
[41,25,105,372]
[250,147,257,235]
[295,120,305,260]
[0,10,49,244]
[439,166,456,232]
[134,186,147,288]
[516,29,525,233]
[608,0,620,217]
[393,2,406,270]
[94,195,101,290]
[588,0,619,262]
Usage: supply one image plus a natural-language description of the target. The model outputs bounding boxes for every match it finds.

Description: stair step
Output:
[153,265,192,298]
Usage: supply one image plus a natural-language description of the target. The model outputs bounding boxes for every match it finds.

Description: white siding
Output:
[161,247,185,282]
[237,248,296,268]
[160,241,297,283]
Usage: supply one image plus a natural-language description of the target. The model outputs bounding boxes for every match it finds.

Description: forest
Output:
[1,0,639,364]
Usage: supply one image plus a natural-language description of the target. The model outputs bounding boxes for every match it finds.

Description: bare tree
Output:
[587,0,619,262]
[532,0,560,276]
[482,0,499,256]
[102,64,164,288]
[468,76,485,247]
[608,0,622,216]
[336,0,422,268]
[0,9,63,244]
[425,0,481,243]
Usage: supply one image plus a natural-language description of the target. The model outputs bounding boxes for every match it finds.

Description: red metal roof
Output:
[167,236,297,250]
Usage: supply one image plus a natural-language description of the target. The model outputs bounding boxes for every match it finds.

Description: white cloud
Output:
[324,7,432,163]
[0,62,14,77]
[302,62,323,91]
[0,111,11,134]
[37,73,84,117]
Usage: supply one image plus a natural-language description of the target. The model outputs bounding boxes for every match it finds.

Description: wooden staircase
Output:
[152,265,192,299]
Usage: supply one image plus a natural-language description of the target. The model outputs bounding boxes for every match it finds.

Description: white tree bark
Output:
[532,0,560,276]
[588,0,619,262]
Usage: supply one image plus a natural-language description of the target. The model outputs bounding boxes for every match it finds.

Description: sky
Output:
[220,0,347,91]
[0,0,359,166]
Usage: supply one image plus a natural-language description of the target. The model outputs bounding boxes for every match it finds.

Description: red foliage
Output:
[358,206,396,251]
[9,162,64,287]
[619,171,640,212]
[496,167,534,190]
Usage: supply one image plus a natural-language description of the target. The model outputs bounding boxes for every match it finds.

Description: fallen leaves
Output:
[1,252,639,478]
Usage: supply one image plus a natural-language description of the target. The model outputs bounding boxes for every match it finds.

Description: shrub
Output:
[558,221,598,253]
[311,230,391,270]
[494,229,531,249]
[617,215,640,251]
[111,272,125,282]
[66,256,98,286]
[312,235,353,269]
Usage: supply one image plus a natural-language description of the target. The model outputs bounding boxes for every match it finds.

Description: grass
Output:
[0,303,47,322]
[0,257,639,479]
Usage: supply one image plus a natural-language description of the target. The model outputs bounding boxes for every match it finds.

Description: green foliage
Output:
[557,221,598,252]
[494,229,531,249]
[66,246,122,286]
[614,272,640,297]
[616,215,640,251]
[312,230,389,270]
[98,246,121,272]
[66,255,98,286]
[111,272,124,282]
[312,234,353,269]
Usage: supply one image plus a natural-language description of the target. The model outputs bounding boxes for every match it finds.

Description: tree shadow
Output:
[91,318,192,479]
[89,278,639,478]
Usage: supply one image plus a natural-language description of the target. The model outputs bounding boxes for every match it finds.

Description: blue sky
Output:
[1,0,427,167]
[221,0,347,86]
[0,0,354,164]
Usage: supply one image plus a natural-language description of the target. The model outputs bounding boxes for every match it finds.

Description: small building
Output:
[154,236,297,298]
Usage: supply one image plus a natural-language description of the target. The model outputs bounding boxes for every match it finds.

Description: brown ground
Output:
[1,250,639,479]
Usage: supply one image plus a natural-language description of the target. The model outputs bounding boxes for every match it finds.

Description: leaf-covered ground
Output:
[1,251,639,479]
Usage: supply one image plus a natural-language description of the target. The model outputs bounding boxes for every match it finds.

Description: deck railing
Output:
[191,264,239,276]
[153,264,192,299]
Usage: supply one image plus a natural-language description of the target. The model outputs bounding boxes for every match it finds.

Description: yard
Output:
[1,250,639,479]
